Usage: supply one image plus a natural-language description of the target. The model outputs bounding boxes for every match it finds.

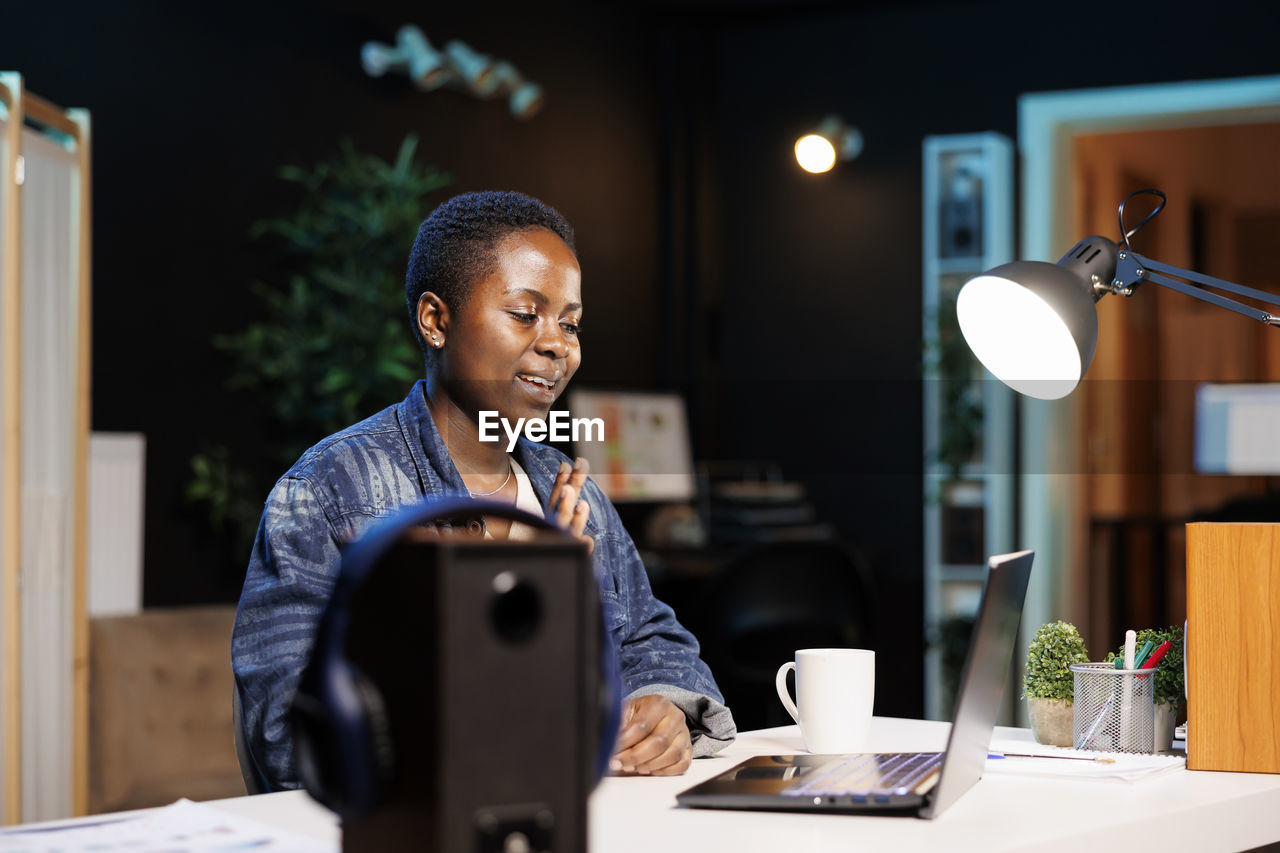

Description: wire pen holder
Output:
[1070,663,1155,753]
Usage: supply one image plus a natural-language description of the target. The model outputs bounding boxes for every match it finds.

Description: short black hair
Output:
[405,190,576,360]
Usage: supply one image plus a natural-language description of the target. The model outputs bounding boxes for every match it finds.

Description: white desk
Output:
[14,718,1280,852]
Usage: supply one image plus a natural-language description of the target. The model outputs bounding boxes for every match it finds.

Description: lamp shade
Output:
[956,236,1118,400]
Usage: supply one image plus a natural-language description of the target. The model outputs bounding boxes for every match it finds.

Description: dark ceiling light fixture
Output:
[956,189,1280,400]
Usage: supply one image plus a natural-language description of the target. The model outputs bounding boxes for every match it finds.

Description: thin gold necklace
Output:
[468,461,513,498]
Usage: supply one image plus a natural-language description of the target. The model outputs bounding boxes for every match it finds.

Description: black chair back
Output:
[699,540,875,731]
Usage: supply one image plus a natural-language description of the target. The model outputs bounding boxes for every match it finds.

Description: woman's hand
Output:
[609,695,694,776]
[549,457,593,554]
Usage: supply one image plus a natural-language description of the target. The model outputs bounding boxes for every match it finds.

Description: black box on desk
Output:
[305,533,602,852]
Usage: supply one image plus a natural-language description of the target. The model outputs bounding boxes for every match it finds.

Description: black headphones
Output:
[289,496,623,819]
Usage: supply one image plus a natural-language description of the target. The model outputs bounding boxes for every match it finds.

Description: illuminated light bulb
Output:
[795,134,838,174]
[957,272,1089,400]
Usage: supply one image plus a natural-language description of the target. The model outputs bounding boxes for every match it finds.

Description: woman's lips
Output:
[516,373,557,400]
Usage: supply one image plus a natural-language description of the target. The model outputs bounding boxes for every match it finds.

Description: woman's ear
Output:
[417,292,449,349]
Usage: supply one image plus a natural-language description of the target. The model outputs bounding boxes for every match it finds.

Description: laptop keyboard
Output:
[781,753,944,800]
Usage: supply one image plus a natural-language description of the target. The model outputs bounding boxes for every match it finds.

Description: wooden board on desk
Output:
[1186,522,1280,773]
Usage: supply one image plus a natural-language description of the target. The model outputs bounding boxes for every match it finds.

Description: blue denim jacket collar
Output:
[398,378,468,497]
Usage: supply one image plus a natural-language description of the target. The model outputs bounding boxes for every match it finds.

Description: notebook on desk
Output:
[677,550,1033,819]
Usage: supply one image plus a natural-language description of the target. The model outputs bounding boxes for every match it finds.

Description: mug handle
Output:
[775,661,800,725]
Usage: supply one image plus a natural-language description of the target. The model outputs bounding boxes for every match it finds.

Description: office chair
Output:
[698,539,876,731]
[232,686,268,795]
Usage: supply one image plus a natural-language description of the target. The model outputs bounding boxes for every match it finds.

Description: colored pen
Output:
[1140,640,1172,670]
[1133,640,1155,669]
[989,752,1117,764]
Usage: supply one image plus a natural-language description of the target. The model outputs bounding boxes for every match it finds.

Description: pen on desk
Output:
[989,752,1117,764]
[1133,640,1155,669]
[1121,630,1136,746]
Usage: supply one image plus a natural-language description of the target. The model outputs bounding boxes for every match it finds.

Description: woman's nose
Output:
[535,323,570,358]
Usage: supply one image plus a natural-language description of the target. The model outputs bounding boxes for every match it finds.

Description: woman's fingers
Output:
[554,483,578,527]
[610,696,692,776]
[567,456,590,494]
[548,458,593,552]
[570,495,590,538]
[552,460,572,494]
[548,457,590,529]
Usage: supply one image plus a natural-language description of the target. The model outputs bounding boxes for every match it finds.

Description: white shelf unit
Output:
[922,133,1015,721]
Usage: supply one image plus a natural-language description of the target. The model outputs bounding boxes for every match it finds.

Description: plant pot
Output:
[1027,697,1074,747]
[1153,701,1178,752]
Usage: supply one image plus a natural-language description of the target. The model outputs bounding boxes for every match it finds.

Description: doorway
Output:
[1016,74,1280,691]
[1072,121,1280,656]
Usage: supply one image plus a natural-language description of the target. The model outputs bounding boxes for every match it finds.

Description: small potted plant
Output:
[1024,621,1090,746]
[1107,624,1185,751]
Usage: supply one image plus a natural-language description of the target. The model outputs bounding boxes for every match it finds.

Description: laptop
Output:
[677,550,1033,819]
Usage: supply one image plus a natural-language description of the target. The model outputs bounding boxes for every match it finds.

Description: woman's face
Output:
[438,227,583,423]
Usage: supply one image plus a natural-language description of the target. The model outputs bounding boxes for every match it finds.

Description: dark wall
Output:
[5,0,1280,723]
[4,1,666,604]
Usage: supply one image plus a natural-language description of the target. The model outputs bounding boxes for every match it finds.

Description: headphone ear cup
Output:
[292,660,395,819]
[351,668,396,801]
[292,688,338,809]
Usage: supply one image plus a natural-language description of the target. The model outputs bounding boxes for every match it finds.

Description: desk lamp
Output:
[955,189,1280,399]
[956,190,1280,775]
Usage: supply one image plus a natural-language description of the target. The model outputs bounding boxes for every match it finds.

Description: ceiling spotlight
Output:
[795,115,863,174]
[360,42,406,78]
[395,25,450,91]
[443,40,499,97]
[361,26,545,119]
[491,61,544,119]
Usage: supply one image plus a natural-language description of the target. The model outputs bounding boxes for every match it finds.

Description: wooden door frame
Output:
[0,71,24,828]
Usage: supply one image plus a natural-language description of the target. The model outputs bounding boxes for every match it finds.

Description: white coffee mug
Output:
[775,648,875,753]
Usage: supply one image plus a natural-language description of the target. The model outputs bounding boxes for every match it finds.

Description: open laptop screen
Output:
[921,550,1033,818]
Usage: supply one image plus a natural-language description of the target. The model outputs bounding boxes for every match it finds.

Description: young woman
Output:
[232,191,735,791]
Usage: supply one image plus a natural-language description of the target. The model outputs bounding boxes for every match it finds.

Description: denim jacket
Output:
[231,380,736,790]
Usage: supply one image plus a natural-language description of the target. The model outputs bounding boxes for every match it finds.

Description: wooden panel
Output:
[21,93,80,141]
[1186,522,1280,773]
[89,607,244,813]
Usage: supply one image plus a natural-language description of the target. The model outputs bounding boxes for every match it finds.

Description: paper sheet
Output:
[986,738,1186,783]
[0,798,336,853]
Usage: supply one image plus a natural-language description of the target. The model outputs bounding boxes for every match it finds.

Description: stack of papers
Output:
[985,738,1186,783]
[0,799,336,853]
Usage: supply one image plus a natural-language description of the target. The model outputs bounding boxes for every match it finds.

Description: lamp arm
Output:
[1117,251,1280,326]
